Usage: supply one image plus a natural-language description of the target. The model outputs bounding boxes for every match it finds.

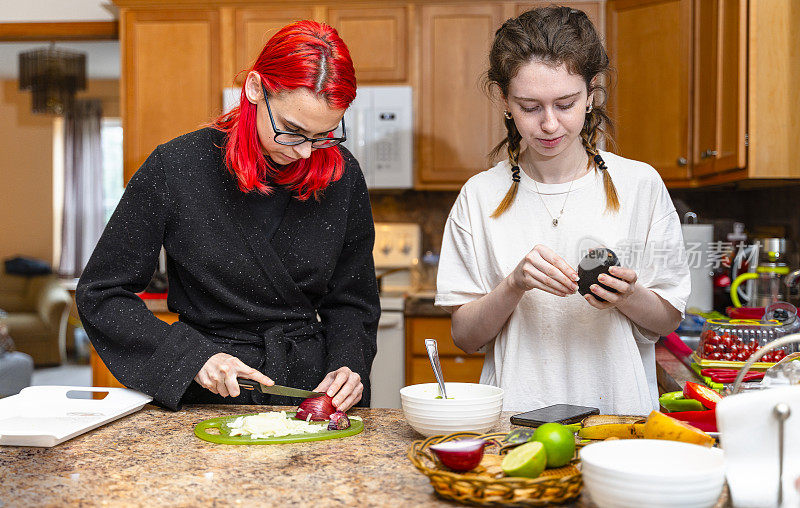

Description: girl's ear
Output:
[244,71,262,105]
[587,75,599,109]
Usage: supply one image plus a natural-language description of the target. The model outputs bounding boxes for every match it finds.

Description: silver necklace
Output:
[530,160,584,227]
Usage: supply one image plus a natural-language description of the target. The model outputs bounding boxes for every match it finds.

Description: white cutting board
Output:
[0,385,153,447]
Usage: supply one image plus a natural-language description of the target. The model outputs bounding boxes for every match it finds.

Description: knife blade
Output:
[237,378,324,399]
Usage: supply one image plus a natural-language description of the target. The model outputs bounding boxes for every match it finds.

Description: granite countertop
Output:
[4,406,577,507]
[2,371,714,507]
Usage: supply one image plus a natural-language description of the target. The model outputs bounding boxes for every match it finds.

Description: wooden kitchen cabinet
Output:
[120,9,221,183]
[327,6,409,83]
[417,3,505,188]
[690,0,745,179]
[405,316,484,385]
[116,0,616,189]
[233,7,317,85]
[607,0,800,186]
[607,0,692,184]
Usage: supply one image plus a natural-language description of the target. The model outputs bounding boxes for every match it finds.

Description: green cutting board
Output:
[194,412,364,445]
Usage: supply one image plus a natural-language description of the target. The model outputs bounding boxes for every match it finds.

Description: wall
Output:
[0,80,55,265]
[0,1,115,22]
[0,79,119,268]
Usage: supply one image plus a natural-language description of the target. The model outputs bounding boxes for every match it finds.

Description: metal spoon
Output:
[425,338,448,399]
[774,403,791,506]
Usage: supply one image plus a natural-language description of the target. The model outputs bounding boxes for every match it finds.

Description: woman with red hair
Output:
[77,21,379,412]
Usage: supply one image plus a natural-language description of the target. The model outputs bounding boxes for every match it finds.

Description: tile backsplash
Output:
[370,183,800,267]
[370,190,458,255]
[672,184,800,267]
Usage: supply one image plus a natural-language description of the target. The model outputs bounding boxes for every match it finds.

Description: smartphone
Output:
[510,404,600,427]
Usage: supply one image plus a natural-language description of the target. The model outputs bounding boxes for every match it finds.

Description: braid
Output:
[491,115,523,218]
[581,108,620,213]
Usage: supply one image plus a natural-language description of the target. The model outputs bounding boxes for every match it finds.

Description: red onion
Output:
[327,411,351,430]
[429,439,486,472]
[295,394,336,421]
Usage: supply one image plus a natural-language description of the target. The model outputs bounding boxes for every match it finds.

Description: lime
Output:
[531,422,576,468]
[501,441,547,478]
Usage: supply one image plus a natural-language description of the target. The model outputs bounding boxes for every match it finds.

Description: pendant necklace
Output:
[530,159,585,228]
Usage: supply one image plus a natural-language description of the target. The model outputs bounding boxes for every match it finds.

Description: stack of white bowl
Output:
[399,382,504,437]
[579,439,725,508]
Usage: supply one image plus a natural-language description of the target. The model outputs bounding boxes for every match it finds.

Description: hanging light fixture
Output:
[18,44,87,115]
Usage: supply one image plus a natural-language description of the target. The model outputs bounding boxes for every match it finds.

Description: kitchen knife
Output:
[236,378,324,399]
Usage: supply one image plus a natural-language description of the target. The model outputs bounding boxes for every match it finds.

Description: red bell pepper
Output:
[666,409,718,433]
[683,381,723,410]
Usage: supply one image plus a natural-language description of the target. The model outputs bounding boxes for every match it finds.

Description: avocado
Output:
[577,247,620,303]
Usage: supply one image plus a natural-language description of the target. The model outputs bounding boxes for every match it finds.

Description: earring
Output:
[586,104,593,114]
[504,111,513,119]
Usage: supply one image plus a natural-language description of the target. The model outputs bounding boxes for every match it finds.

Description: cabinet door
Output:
[748,0,800,178]
[327,6,408,83]
[691,0,718,177]
[692,0,745,178]
[234,8,315,84]
[418,4,504,187]
[607,0,692,183]
[409,356,485,385]
[122,10,220,183]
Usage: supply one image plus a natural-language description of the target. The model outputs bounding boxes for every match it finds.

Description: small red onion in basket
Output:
[429,439,486,472]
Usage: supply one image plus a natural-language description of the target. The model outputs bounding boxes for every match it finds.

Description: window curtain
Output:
[59,99,104,277]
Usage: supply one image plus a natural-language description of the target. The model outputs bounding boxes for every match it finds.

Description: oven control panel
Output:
[373,222,421,269]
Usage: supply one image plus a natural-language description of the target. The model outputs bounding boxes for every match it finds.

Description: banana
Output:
[580,414,647,427]
[577,423,645,439]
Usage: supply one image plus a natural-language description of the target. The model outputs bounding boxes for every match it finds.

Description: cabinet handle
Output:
[677,157,688,167]
[700,149,719,159]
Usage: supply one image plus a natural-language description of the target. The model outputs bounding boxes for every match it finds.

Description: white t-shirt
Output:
[435,151,690,415]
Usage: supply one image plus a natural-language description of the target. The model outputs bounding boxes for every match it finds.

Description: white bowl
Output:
[400,382,504,436]
[587,483,722,508]
[580,440,725,508]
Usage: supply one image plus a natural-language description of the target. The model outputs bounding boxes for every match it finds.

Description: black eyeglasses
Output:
[261,82,346,149]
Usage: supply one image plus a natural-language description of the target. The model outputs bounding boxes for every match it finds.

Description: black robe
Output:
[76,127,380,410]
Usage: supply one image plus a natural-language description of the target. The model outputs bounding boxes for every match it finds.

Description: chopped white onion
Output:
[227,411,327,438]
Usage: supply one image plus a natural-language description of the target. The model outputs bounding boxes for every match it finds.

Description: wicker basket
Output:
[408,431,582,506]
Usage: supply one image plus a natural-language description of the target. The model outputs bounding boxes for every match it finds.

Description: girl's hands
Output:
[313,366,363,411]
[508,245,579,297]
[584,265,638,309]
[195,355,364,411]
[195,353,274,398]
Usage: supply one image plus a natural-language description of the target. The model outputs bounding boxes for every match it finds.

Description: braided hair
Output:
[486,6,619,217]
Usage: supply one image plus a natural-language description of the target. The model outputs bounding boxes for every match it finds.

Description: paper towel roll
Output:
[681,224,714,312]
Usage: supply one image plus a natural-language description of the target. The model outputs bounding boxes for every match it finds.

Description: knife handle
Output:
[237,378,258,390]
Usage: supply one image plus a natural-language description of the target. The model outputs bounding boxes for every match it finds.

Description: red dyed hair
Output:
[213,20,356,200]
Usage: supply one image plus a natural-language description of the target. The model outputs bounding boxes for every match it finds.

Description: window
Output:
[101,118,124,223]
